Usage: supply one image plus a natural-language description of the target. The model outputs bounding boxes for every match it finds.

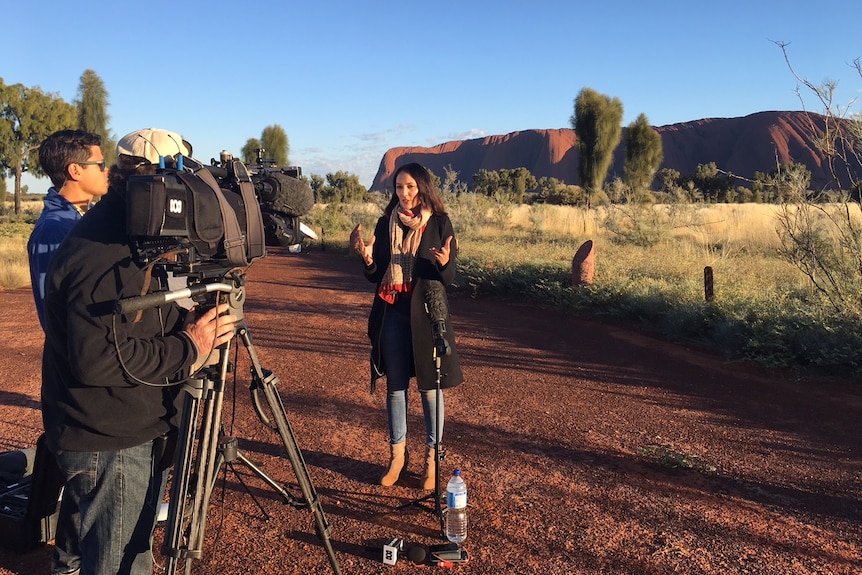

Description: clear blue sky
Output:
[4,0,861,190]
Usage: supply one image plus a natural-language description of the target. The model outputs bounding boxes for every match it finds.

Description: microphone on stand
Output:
[423,279,451,357]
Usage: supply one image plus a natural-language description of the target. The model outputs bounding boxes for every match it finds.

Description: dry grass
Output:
[0,201,810,298]
[0,236,30,290]
[466,203,803,293]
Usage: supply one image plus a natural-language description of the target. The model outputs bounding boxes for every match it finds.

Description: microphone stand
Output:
[401,335,447,539]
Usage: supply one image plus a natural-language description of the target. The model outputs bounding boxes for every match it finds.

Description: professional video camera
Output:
[125,149,315,273]
[243,149,317,251]
[117,149,341,574]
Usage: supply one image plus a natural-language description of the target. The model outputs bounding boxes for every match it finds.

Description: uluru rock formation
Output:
[370,111,857,192]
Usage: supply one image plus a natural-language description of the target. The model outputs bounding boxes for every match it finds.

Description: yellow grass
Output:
[456,202,808,305]
[0,237,30,290]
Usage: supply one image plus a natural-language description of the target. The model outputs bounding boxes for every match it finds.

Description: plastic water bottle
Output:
[445,469,467,543]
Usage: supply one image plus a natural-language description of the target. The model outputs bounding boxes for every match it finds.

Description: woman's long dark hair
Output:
[383,162,447,217]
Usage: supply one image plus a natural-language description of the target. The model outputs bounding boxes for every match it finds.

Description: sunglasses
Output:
[76,159,107,172]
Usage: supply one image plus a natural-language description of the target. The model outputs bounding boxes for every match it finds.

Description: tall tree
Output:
[75,69,116,166]
[623,113,664,196]
[0,79,76,213]
[261,124,289,166]
[242,125,289,166]
[571,88,624,206]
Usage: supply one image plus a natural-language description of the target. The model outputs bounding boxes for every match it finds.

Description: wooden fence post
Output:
[704,266,714,302]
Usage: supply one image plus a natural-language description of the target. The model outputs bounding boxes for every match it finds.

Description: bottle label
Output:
[447,490,467,509]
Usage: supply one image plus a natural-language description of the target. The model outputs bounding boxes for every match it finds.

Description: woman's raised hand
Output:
[429,235,453,267]
[350,224,374,265]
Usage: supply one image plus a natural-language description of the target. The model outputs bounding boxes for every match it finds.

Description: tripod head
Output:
[115,267,247,324]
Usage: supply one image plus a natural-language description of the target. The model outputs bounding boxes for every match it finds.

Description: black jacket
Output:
[363,212,464,392]
[41,188,197,453]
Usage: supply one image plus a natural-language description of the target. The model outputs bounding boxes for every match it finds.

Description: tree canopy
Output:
[571,88,624,206]
[75,69,115,167]
[0,79,76,213]
[242,124,289,167]
[623,113,663,197]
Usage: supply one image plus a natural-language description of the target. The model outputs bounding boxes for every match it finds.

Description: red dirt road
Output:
[0,248,860,574]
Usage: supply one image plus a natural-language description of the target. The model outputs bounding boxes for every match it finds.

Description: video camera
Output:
[243,149,316,251]
[125,149,315,274]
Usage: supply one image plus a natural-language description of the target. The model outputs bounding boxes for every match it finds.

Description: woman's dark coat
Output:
[363,212,464,392]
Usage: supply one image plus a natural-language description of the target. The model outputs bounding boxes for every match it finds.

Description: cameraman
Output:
[27,128,108,575]
[41,128,237,575]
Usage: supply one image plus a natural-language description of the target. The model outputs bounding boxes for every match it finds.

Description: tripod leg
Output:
[234,450,300,507]
[162,376,205,575]
[239,327,342,575]
[162,344,232,575]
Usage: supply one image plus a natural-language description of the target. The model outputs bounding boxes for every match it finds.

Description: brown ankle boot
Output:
[380,442,408,486]
[422,445,437,490]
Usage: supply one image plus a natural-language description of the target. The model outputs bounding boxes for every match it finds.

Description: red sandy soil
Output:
[0,248,859,574]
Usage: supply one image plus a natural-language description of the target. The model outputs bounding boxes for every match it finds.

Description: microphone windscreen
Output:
[256,172,314,216]
[423,279,449,325]
[406,543,428,564]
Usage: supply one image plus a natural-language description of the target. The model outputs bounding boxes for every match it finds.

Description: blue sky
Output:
[4,0,861,190]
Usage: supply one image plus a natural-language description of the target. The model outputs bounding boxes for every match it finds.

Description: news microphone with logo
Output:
[364,539,428,565]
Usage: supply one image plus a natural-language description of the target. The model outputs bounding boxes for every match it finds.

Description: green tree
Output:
[316,171,367,203]
[770,161,812,201]
[470,168,536,203]
[571,87,624,207]
[309,173,326,202]
[0,79,76,213]
[261,125,289,166]
[471,169,502,197]
[688,162,735,202]
[241,138,263,164]
[623,113,663,198]
[242,125,289,166]
[534,177,586,206]
[75,69,115,166]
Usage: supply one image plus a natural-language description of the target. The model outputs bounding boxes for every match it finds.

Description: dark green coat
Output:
[364,212,464,392]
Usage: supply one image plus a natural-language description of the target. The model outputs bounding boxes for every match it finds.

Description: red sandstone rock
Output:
[371,111,857,192]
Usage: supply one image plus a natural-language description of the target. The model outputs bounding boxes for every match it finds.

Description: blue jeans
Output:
[54,441,169,575]
[53,485,81,574]
[381,303,444,447]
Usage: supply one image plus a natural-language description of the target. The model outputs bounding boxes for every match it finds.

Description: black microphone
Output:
[423,279,450,357]
[363,540,428,565]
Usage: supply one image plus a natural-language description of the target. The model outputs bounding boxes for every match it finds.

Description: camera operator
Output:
[27,129,108,575]
[41,128,238,575]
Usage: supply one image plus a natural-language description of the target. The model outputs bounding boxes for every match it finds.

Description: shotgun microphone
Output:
[423,279,450,357]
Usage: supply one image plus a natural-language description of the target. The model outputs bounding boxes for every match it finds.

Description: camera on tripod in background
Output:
[243,148,317,252]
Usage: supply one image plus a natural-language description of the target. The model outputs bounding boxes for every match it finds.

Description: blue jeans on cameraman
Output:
[54,440,168,575]
[381,301,444,447]
[52,483,81,575]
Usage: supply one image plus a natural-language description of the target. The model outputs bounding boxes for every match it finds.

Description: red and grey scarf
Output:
[378,206,431,304]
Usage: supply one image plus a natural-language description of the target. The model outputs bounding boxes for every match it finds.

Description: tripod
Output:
[119,278,341,575]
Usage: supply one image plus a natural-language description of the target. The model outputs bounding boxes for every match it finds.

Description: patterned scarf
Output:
[378,206,431,304]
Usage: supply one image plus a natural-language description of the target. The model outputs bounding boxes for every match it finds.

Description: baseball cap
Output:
[116,128,193,164]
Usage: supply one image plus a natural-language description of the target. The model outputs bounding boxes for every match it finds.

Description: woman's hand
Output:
[429,235,453,267]
[350,224,375,266]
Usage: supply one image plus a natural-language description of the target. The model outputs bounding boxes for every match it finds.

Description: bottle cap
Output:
[453,469,461,476]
